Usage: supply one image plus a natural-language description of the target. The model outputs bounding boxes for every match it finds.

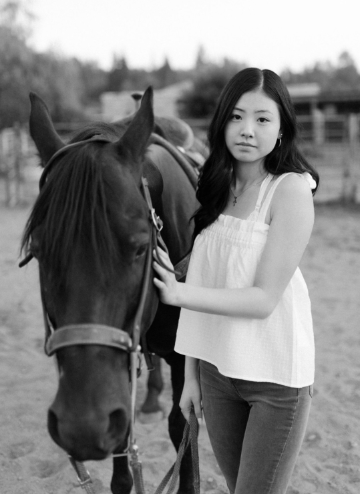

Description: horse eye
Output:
[135,244,148,259]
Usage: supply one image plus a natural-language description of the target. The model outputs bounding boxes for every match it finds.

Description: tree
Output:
[0,0,34,39]
[330,51,360,91]
[107,55,130,91]
[281,51,360,92]
[0,25,34,128]
[78,60,107,105]
[195,45,207,70]
[153,57,177,88]
[178,59,245,119]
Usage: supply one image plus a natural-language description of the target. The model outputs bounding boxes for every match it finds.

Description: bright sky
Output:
[30,0,360,73]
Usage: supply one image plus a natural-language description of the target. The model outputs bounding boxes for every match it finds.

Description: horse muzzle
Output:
[48,398,130,461]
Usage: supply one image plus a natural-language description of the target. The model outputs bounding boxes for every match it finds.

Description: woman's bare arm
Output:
[153,175,314,319]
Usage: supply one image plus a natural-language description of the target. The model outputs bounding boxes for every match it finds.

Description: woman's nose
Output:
[240,121,254,138]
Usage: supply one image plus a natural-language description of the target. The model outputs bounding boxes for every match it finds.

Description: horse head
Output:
[22,88,162,460]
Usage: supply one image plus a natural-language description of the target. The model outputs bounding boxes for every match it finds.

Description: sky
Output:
[29,0,360,74]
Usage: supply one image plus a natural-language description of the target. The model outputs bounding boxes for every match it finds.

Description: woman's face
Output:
[224,89,282,168]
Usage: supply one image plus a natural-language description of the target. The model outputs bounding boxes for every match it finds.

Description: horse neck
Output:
[145,148,197,262]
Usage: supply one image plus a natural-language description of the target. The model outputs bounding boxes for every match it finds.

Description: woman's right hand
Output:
[179,377,202,422]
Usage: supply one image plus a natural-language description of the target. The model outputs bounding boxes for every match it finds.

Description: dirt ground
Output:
[0,199,359,494]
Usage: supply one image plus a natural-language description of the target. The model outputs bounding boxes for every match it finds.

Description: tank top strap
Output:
[253,174,274,214]
[257,172,294,223]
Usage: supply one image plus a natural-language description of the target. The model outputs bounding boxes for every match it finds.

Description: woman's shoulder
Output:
[270,173,314,217]
[273,172,314,196]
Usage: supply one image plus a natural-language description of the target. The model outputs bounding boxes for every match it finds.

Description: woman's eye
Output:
[258,117,270,123]
[231,114,241,121]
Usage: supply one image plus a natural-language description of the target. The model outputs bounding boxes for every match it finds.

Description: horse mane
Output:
[21,123,126,288]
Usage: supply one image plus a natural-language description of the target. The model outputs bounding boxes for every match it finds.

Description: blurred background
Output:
[1,0,360,205]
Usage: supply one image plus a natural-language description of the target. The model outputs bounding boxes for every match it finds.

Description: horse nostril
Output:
[108,408,128,438]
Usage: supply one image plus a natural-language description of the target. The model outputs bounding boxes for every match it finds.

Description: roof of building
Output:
[287,83,321,99]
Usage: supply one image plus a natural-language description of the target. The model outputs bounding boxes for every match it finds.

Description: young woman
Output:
[153,67,319,494]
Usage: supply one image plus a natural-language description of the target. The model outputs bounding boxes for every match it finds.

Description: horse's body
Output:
[21,88,199,494]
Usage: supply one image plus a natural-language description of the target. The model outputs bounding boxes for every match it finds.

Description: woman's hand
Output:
[180,377,203,422]
[153,247,180,306]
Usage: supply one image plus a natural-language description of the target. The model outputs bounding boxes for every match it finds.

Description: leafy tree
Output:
[0,0,91,128]
[281,51,360,92]
[0,25,34,128]
[178,58,246,119]
[330,51,360,90]
[0,0,34,39]
[152,57,178,88]
[78,60,107,105]
[30,52,86,122]
[107,56,130,91]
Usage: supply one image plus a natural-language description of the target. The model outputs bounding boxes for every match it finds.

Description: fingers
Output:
[152,260,167,287]
[153,248,174,270]
[194,404,203,420]
[152,248,175,288]
[180,406,191,422]
[180,403,203,422]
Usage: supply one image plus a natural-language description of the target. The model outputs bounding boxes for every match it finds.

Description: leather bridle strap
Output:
[46,325,132,356]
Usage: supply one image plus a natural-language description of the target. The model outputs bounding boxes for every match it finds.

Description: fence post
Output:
[341,114,359,203]
[0,124,25,207]
[312,109,325,145]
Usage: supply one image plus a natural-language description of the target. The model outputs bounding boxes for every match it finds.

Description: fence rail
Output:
[1,114,360,206]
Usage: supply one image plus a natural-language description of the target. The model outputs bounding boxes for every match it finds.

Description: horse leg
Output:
[140,355,164,417]
[110,453,133,494]
[165,352,196,494]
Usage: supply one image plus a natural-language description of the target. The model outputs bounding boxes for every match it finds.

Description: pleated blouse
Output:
[175,173,315,387]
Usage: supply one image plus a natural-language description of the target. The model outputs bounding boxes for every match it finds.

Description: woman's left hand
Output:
[153,248,180,306]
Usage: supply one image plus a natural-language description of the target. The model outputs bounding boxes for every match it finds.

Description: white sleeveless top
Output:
[175,173,315,388]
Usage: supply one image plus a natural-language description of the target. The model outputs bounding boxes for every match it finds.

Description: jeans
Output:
[199,360,312,494]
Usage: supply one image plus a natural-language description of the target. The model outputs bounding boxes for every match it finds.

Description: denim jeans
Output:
[199,360,312,494]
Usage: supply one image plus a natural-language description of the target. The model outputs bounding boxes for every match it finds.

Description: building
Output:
[288,83,360,115]
[100,80,193,122]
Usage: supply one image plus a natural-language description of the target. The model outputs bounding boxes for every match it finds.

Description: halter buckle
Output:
[150,208,163,232]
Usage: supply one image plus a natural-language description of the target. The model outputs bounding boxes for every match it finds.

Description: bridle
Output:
[20,136,175,464]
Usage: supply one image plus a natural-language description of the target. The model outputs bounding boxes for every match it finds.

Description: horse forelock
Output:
[69,121,123,144]
[22,129,132,287]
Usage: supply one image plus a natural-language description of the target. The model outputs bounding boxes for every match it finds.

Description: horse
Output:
[21,87,199,494]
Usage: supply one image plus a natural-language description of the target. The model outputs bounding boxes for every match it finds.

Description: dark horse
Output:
[21,87,198,494]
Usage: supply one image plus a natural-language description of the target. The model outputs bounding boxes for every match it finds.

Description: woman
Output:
[153,67,319,494]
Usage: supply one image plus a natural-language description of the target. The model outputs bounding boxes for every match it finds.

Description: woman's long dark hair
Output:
[193,67,319,240]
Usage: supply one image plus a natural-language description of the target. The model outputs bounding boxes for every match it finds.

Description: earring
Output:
[278,133,283,147]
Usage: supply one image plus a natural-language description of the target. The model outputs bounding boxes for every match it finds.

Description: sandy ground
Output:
[0,200,360,494]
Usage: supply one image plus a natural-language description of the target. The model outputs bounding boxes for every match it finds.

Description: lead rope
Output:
[129,406,200,494]
[154,406,200,494]
[68,457,96,493]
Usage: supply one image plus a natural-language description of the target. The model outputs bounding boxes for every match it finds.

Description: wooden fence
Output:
[0,125,33,207]
[186,114,360,204]
[1,115,360,206]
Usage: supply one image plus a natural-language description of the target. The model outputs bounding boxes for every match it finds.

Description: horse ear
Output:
[114,86,154,174]
[29,92,65,166]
